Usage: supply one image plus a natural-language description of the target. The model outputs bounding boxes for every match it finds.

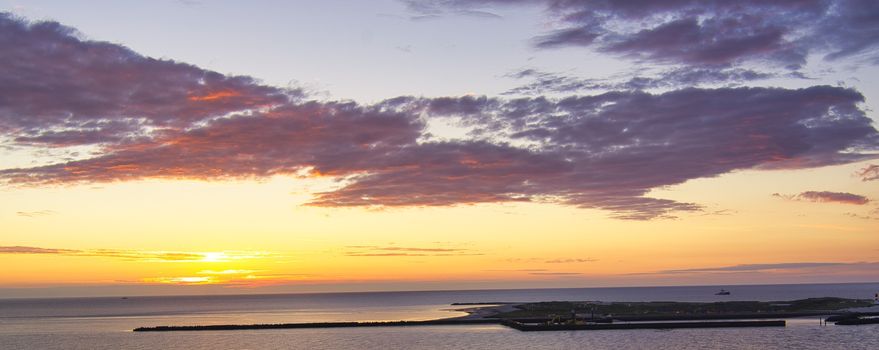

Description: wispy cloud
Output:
[504,67,775,95]
[343,245,480,257]
[856,164,879,181]
[529,272,582,276]
[0,246,76,254]
[144,276,216,284]
[484,268,583,275]
[544,258,597,264]
[638,262,879,275]
[197,269,260,275]
[773,191,870,205]
[144,271,312,286]
[16,210,56,217]
[345,246,465,252]
[844,207,879,221]
[0,245,268,262]
[661,262,854,273]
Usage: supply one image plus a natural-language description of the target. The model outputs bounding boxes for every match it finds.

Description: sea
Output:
[2,283,878,349]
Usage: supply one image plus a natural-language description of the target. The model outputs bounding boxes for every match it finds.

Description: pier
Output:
[134,318,786,332]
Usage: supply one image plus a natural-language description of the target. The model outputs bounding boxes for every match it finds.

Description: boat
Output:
[715,289,731,295]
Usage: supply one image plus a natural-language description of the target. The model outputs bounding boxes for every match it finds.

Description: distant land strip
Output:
[134,319,497,332]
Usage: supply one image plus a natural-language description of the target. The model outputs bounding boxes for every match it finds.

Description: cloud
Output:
[326,86,875,219]
[655,262,879,274]
[144,276,216,284]
[843,211,879,220]
[529,271,582,276]
[346,246,467,252]
[197,269,259,275]
[0,101,423,183]
[856,164,879,181]
[16,210,56,217]
[0,13,293,147]
[498,257,598,264]
[403,1,506,20]
[4,87,877,219]
[0,245,267,262]
[455,9,502,19]
[343,245,480,257]
[598,16,792,67]
[143,271,313,286]
[773,191,870,205]
[504,67,776,95]
[2,14,878,220]
[545,258,597,264]
[407,0,879,70]
[0,245,76,254]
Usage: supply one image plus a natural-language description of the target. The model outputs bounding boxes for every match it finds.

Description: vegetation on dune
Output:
[493,298,874,319]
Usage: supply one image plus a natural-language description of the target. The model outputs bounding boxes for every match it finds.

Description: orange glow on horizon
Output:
[2,164,878,295]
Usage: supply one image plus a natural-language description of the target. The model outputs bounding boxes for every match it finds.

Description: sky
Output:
[0,0,877,298]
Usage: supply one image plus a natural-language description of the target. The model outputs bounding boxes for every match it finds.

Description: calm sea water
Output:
[2,283,878,349]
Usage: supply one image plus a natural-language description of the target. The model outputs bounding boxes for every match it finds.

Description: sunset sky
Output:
[1,0,877,298]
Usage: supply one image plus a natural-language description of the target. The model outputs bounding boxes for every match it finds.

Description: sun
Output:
[200,252,227,263]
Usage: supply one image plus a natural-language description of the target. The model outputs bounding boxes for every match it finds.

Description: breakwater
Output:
[134,318,789,332]
[133,319,497,332]
[501,319,786,332]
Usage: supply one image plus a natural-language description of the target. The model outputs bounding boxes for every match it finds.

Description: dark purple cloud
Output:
[308,141,566,207]
[1,14,878,220]
[407,0,879,69]
[0,101,423,183]
[0,13,292,147]
[601,16,793,66]
[3,86,876,219]
[773,191,871,205]
[405,86,877,218]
